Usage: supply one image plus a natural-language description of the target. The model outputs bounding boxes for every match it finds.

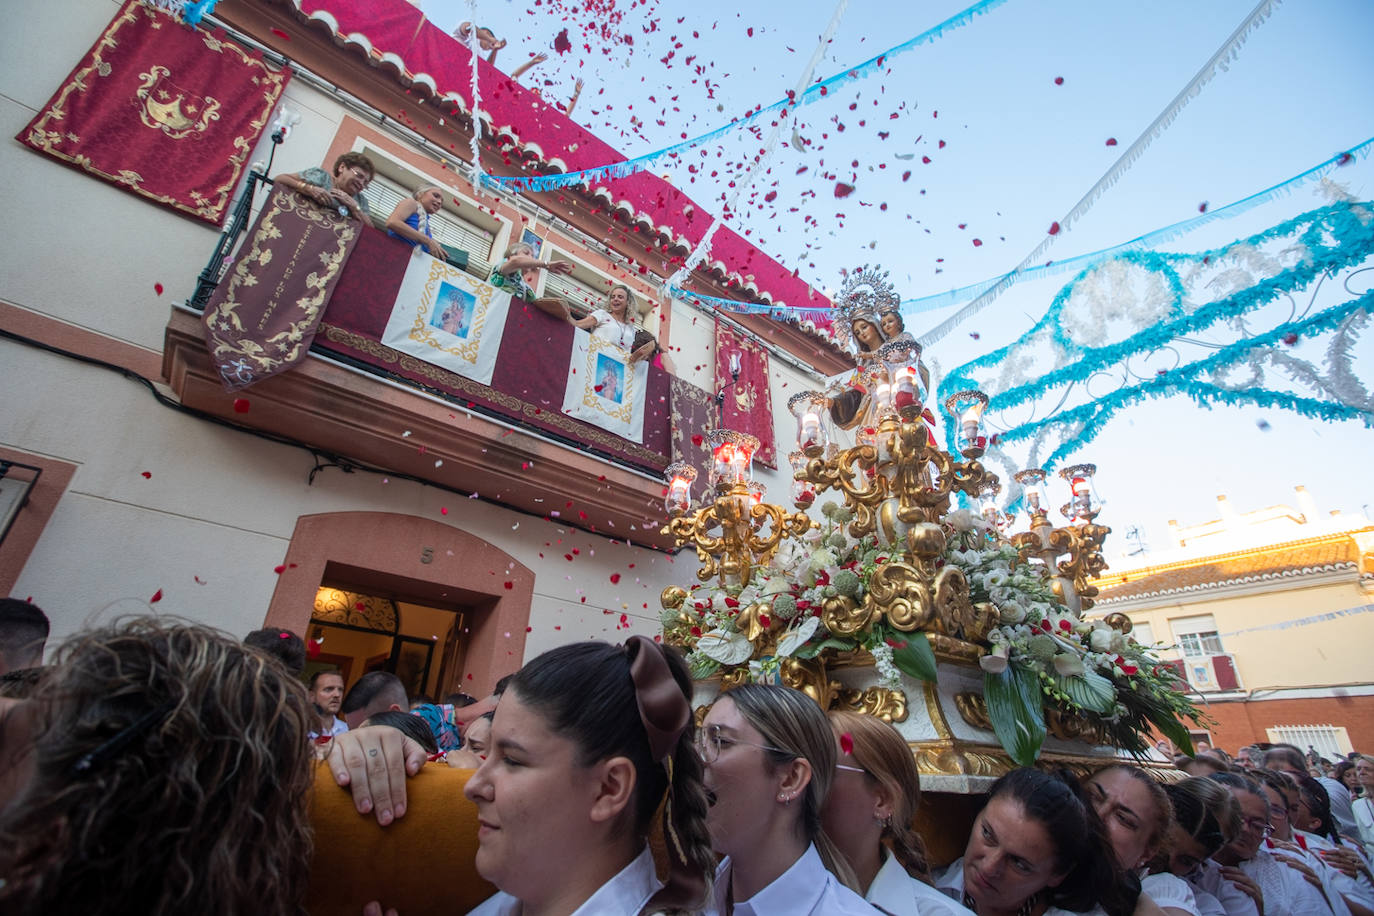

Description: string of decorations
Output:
[661,141,1370,323]
[897,138,1372,315]
[919,0,1283,347]
[485,0,1011,193]
[938,200,1374,489]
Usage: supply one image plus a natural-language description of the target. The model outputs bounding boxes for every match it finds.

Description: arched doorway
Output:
[264,511,533,696]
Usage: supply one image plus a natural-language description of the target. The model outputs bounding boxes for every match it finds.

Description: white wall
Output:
[0,0,849,665]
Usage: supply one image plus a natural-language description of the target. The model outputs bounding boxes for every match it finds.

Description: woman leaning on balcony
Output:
[384,185,449,262]
[571,284,658,365]
[489,241,573,302]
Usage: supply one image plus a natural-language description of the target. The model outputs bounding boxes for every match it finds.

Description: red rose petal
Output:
[553,29,572,54]
[149,589,163,603]
[1054,76,1064,85]
[274,565,286,574]
[1048,221,1060,235]
[1198,202,1208,213]
[154,283,164,296]
[440,507,448,515]
[610,573,621,584]
[232,398,250,413]
[840,732,854,755]
[833,182,854,198]
[271,27,290,40]
[141,471,152,479]
[972,238,983,247]
[1281,332,1298,346]
[504,581,514,590]
[1105,137,1118,146]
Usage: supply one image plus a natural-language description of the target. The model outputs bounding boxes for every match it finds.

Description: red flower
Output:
[724,596,740,609]
[1058,619,1071,632]
[758,614,771,628]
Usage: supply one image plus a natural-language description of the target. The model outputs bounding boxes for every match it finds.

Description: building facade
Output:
[0,0,853,698]
[1091,487,1374,756]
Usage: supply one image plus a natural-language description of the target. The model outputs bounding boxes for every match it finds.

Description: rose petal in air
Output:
[840,732,854,755]
[149,589,163,603]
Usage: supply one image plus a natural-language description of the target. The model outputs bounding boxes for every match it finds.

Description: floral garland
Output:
[663,499,1206,764]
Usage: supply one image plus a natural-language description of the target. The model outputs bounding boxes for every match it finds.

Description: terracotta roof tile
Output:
[1093,528,1372,603]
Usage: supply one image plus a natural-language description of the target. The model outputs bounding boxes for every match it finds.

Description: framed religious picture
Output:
[520,228,544,258]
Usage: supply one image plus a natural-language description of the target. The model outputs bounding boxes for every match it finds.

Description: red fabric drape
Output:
[16,1,289,225]
[713,322,776,468]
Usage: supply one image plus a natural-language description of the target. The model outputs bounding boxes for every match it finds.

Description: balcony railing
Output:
[166,176,714,550]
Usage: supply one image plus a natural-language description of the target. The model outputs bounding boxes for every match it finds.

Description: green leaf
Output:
[794,636,857,659]
[1144,704,1195,756]
[1056,668,1116,714]
[890,632,938,683]
[984,666,1047,766]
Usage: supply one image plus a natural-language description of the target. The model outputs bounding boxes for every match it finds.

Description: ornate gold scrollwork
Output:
[662,484,816,589]
[821,594,879,638]
[833,685,909,723]
[865,562,934,632]
[779,657,839,711]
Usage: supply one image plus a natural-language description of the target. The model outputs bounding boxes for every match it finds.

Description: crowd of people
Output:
[1,599,1371,916]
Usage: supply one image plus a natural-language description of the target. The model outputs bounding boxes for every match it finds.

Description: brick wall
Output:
[1198,693,1374,755]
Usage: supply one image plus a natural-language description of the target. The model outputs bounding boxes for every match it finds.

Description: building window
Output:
[1266,725,1352,760]
[365,174,497,277]
[1176,631,1224,657]
[1170,614,1224,657]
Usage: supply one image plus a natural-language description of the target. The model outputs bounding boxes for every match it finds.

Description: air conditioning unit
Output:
[1183,654,1241,692]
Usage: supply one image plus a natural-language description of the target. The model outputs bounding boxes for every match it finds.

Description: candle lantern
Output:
[707,429,759,492]
[1013,468,1049,519]
[879,340,925,421]
[747,481,767,507]
[943,390,989,458]
[976,478,1002,525]
[663,462,697,517]
[788,450,816,508]
[867,365,896,422]
[787,391,830,458]
[1058,463,1100,521]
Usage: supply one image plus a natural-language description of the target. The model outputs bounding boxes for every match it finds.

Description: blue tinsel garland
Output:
[938,201,1374,481]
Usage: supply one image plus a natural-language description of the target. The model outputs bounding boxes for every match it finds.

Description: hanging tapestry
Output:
[562,330,649,443]
[202,186,362,390]
[17,0,289,225]
[380,248,511,387]
[714,321,777,467]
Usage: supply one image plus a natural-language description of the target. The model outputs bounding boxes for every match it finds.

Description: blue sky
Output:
[426,0,1374,554]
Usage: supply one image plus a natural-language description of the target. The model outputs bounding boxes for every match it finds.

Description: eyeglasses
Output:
[695,724,794,764]
[342,167,372,189]
[1241,816,1275,837]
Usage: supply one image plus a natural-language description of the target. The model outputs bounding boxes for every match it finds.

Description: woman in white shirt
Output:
[933,768,1136,916]
[462,637,714,916]
[1086,766,1201,916]
[571,285,657,363]
[698,684,878,915]
[822,709,975,916]
[1156,777,1247,916]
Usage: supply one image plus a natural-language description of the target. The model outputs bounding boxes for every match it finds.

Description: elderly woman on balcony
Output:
[489,241,573,302]
[273,151,374,222]
[384,185,449,262]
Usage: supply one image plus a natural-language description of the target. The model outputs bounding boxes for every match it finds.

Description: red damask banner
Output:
[202,187,363,390]
[17,0,290,225]
[714,321,777,468]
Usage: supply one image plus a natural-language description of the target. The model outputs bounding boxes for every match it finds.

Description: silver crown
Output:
[834,265,901,351]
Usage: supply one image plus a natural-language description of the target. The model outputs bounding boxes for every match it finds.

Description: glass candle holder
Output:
[707,429,760,492]
[663,462,697,516]
[943,390,989,457]
[1058,463,1099,521]
[878,340,924,421]
[787,391,830,458]
[1013,468,1049,517]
